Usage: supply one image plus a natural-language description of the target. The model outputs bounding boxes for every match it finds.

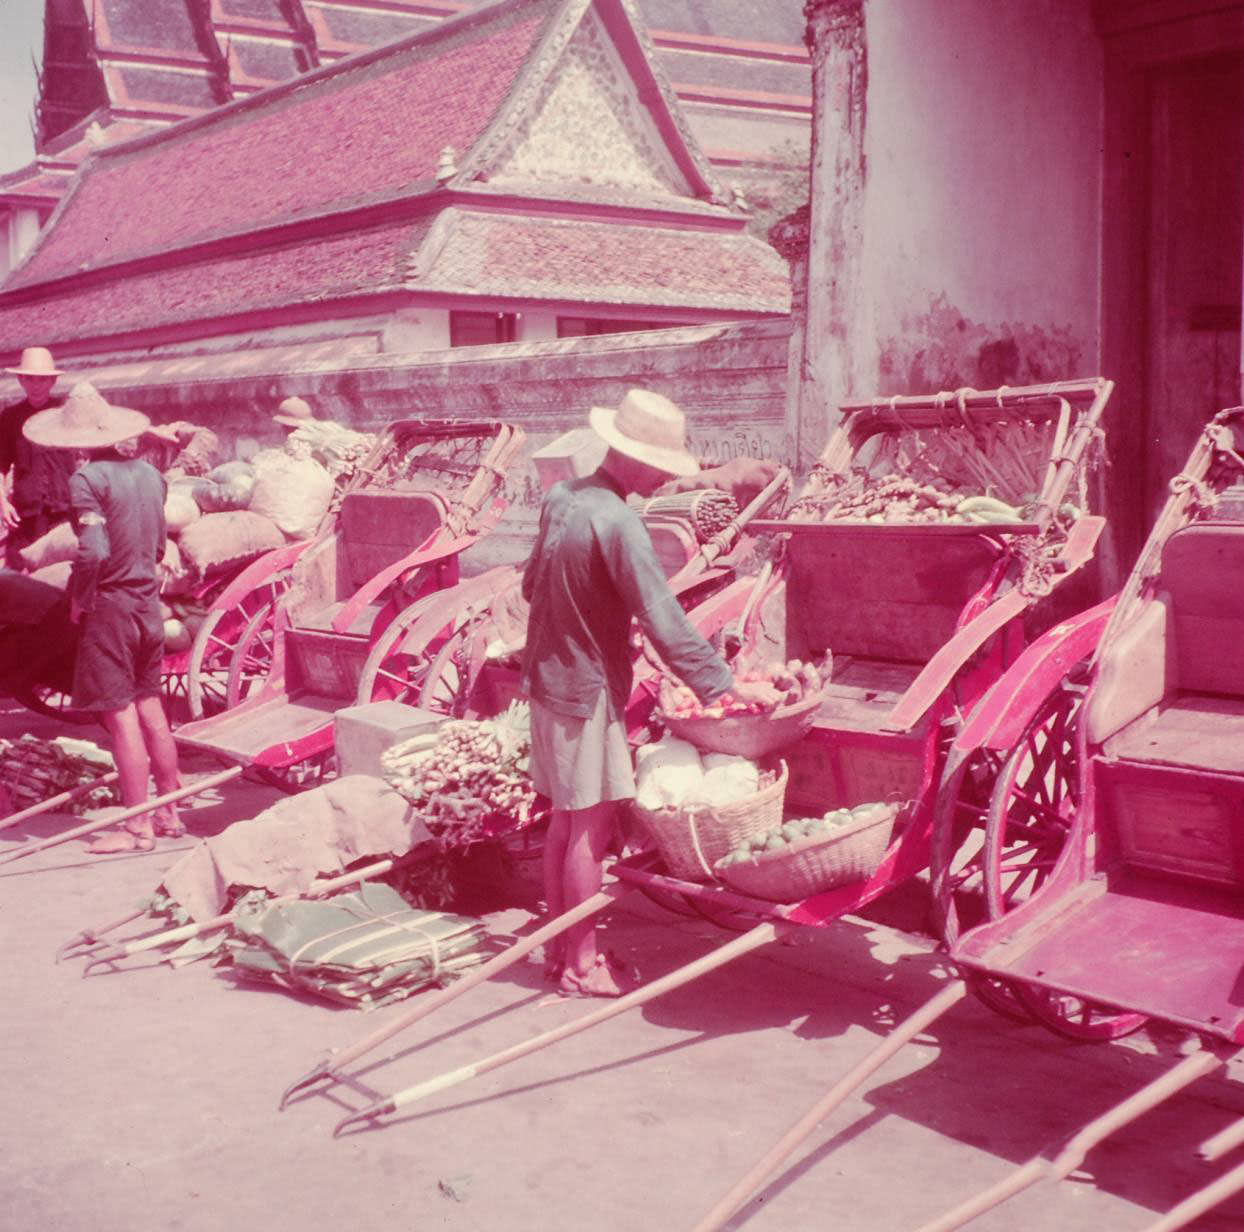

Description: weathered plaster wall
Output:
[860,0,1102,396]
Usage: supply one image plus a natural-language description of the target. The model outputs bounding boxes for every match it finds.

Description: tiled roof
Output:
[0,219,431,352]
[8,0,554,289]
[416,209,791,311]
[0,207,787,355]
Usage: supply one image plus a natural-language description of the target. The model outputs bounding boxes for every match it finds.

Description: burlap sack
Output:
[177,510,285,576]
[18,521,78,572]
[30,560,72,590]
[248,448,334,539]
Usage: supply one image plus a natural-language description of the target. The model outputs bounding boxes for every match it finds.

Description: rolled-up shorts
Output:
[73,594,164,712]
[529,692,634,811]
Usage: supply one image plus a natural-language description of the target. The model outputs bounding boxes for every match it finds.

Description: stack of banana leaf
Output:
[0,735,117,814]
[226,882,492,1011]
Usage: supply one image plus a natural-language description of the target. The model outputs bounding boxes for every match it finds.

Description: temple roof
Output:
[0,0,788,359]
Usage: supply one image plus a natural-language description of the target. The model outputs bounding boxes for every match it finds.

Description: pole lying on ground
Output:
[1,772,121,832]
[0,766,243,866]
[1140,1158,1244,1232]
[56,906,150,963]
[281,883,632,1109]
[911,1048,1229,1232]
[692,979,969,1232]
[81,854,409,974]
[332,919,788,1137]
[1199,1114,1244,1162]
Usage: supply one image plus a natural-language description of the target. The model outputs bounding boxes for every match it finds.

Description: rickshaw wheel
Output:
[417,615,491,718]
[222,598,283,709]
[16,686,95,726]
[356,615,444,708]
[1014,986,1148,1041]
[981,684,1083,918]
[187,574,290,717]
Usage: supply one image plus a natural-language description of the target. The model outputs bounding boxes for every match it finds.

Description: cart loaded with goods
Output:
[271,378,1115,1141]
[690,406,1244,1232]
[172,419,525,791]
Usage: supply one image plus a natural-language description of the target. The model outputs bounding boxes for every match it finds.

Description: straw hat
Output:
[588,389,699,478]
[5,346,62,378]
[22,382,150,450]
[274,395,315,428]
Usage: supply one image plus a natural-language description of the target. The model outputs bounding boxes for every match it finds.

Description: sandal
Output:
[152,815,186,839]
[558,953,638,1000]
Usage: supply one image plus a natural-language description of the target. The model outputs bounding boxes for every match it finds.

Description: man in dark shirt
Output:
[0,346,75,568]
[23,382,184,854]
[521,389,777,998]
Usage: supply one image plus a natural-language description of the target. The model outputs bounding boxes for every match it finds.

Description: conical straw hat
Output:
[22,381,150,450]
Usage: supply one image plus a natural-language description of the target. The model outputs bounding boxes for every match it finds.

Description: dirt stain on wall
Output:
[877,294,1084,395]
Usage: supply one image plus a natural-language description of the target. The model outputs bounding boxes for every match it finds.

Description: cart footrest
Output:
[958,868,1244,1041]
[176,692,339,764]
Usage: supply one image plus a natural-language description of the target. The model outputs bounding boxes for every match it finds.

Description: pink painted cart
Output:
[694,407,1244,1232]
[274,379,1114,1135]
[172,418,524,789]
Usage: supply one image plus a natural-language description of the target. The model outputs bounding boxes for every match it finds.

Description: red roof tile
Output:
[0,219,431,351]
[9,0,552,289]
[418,210,790,311]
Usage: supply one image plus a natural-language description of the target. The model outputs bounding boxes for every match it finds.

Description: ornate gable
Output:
[478,6,693,198]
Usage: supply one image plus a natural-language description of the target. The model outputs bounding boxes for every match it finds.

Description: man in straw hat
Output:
[23,382,185,854]
[521,389,779,998]
[0,346,76,568]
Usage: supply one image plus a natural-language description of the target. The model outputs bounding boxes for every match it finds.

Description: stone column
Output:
[768,203,810,469]
[799,0,867,468]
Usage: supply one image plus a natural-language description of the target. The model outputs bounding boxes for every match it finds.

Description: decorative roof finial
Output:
[436,146,458,185]
[731,183,751,213]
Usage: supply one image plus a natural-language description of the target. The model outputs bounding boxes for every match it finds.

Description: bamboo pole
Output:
[911,1049,1227,1232]
[82,854,408,973]
[280,884,631,1109]
[1139,1158,1244,1232]
[332,920,787,1136]
[0,766,243,866]
[1199,1115,1244,1162]
[0,771,121,832]
[693,980,968,1232]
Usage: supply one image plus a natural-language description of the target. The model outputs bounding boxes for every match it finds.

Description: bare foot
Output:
[558,954,636,999]
[151,807,185,838]
[87,828,154,854]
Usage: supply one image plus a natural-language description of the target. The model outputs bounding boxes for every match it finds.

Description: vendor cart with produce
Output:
[690,405,1244,1232]
[172,419,524,789]
[275,378,1114,1137]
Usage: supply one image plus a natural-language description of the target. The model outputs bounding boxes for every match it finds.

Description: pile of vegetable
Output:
[634,736,762,812]
[716,802,893,866]
[660,655,832,718]
[159,596,210,654]
[637,489,740,543]
[381,702,540,845]
[791,474,1030,526]
[0,735,117,814]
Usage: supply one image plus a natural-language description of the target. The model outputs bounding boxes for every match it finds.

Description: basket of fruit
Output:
[713,802,901,902]
[658,657,829,759]
[632,760,788,881]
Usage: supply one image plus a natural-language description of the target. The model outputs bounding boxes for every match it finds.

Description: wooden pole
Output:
[912,1049,1226,1232]
[0,766,243,866]
[1199,1114,1244,1162]
[281,884,631,1109]
[693,980,968,1232]
[333,921,786,1136]
[1139,1158,1244,1232]
[0,771,121,831]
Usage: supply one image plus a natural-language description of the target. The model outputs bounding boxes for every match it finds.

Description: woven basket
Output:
[633,761,788,881]
[714,803,900,902]
[660,694,822,759]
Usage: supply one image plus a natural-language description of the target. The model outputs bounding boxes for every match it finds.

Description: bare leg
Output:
[135,694,183,833]
[561,801,617,981]
[541,809,572,976]
[90,704,155,851]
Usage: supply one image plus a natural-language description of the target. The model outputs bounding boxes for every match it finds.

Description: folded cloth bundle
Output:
[227,882,491,1010]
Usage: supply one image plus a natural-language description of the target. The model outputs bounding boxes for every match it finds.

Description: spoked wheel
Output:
[16,685,95,726]
[355,593,460,708]
[417,613,492,718]
[930,745,1035,1024]
[187,574,291,717]
[985,683,1147,1040]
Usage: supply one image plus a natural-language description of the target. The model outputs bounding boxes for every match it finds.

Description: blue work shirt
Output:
[520,470,732,720]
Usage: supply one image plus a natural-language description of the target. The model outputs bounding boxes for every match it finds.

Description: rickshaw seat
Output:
[339,490,447,591]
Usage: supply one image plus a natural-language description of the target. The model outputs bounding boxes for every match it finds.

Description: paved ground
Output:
[3,700,1244,1232]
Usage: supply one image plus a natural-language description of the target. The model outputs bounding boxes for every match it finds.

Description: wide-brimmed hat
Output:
[23,381,150,450]
[5,346,62,378]
[588,389,699,478]
[273,395,315,428]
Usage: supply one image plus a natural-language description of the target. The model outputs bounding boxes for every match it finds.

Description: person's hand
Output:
[729,679,783,712]
[0,498,18,531]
